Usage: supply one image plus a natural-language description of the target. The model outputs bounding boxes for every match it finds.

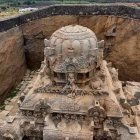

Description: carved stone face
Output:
[67,73,75,83]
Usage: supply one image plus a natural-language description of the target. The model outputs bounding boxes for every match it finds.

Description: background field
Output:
[0,0,139,19]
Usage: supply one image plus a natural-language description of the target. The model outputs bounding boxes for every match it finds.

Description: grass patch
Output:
[0,87,20,111]
[6,88,20,99]
[0,6,19,19]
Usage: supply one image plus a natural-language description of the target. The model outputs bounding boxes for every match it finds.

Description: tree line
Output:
[0,0,139,6]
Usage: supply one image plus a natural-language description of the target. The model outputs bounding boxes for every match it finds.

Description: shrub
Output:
[1,6,7,11]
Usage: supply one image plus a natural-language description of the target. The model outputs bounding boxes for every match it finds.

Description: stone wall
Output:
[0,27,26,101]
[0,4,139,32]
[22,15,140,81]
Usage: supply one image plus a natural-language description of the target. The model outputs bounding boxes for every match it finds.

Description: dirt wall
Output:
[0,27,26,100]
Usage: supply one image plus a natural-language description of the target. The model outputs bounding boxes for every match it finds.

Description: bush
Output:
[1,6,7,11]
[18,2,21,5]
[32,1,36,4]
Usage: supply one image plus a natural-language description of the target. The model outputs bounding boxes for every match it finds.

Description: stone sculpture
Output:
[0,25,139,140]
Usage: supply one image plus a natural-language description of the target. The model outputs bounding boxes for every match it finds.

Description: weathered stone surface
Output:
[5,105,13,111]
[0,27,26,101]
[104,17,140,82]
[0,110,9,120]
[22,15,140,81]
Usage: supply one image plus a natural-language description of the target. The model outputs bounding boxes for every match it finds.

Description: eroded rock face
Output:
[103,17,140,82]
[0,27,26,101]
[22,15,140,81]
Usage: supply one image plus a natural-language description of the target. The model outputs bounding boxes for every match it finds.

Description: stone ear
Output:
[44,38,49,47]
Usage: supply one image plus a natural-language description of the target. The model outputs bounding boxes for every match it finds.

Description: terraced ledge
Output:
[0,4,140,32]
